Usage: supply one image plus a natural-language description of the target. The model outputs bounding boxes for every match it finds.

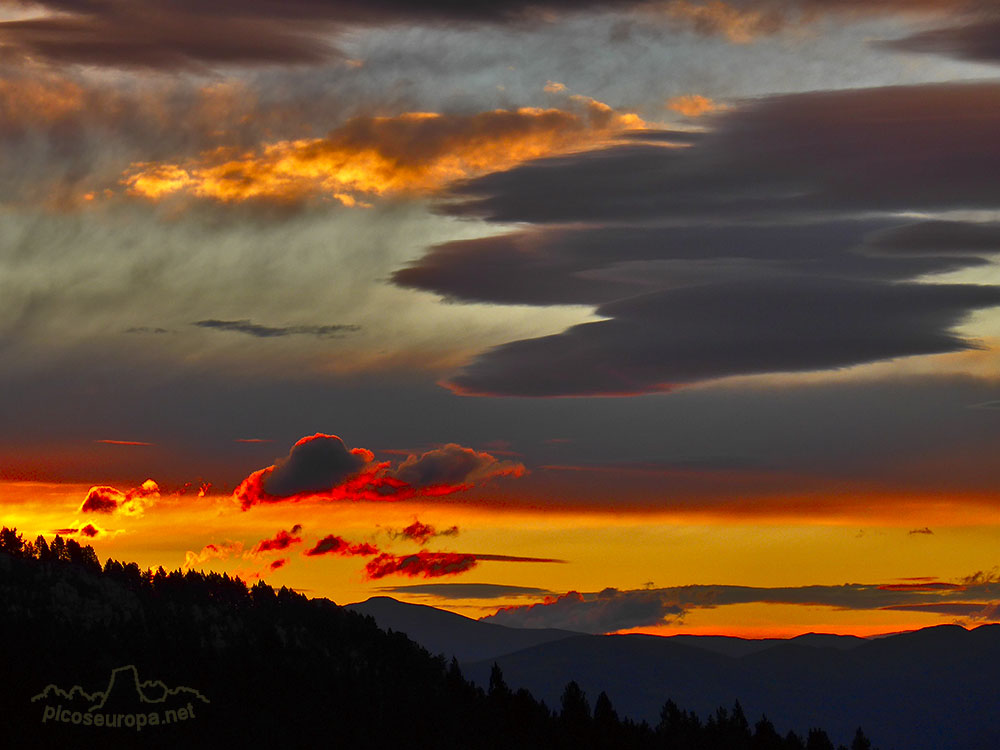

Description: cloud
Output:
[193,319,360,338]
[80,524,100,537]
[182,540,245,571]
[863,221,1000,257]
[303,534,380,557]
[909,527,934,535]
[423,82,1000,396]
[0,0,981,77]
[487,589,684,633]
[95,439,154,446]
[121,101,644,207]
[881,15,1000,64]
[391,444,525,491]
[447,277,1000,396]
[483,576,1000,632]
[881,603,1000,620]
[666,94,723,117]
[253,524,304,554]
[388,519,459,545]
[269,558,289,570]
[235,434,525,508]
[364,551,478,580]
[79,486,123,513]
[394,221,984,307]
[234,433,385,509]
[448,83,1000,223]
[79,479,160,515]
[660,0,980,44]
[124,327,171,335]
[470,553,566,563]
[375,582,554,599]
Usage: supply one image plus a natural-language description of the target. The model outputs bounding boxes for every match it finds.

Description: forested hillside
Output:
[0,527,871,749]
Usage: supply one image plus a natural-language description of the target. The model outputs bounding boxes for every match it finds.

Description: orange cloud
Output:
[663,0,783,43]
[666,94,723,117]
[182,540,244,572]
[659,1,971,43]
[0,74,85,131]
[122,101,645,206]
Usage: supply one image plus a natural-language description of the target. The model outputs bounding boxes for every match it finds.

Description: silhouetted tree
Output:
[34,534,50,561]
[752,715,784,750]
[489,662,511,698]
[806,728,836,750]
[850,727,873,750]
[0,526,25,557]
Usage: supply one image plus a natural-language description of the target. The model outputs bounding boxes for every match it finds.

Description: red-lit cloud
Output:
[235,434,525,509]
[389,519,459,545]
[80,524,99,538]
[80,487,122,513]
[303,534,380,557]
[79,479,160,516]
[270,558,288,570]
[364,551,478,580]
[253,524,304,554]
[235,433,391,509]
[392,443,525,492]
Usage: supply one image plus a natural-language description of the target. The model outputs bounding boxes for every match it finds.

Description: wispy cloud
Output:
[194,319,360,339]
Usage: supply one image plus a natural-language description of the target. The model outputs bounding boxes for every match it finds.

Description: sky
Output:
[1,0,999,638]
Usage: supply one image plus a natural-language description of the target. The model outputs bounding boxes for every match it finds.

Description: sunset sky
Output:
[2,0,999,638]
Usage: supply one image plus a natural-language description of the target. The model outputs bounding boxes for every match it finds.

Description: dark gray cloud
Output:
[881,15,1000,64]
[446,83,1000,224]
[0,0,652,69]
[260,433,373,497]
[395,221,989,307]
[863,221,1000,256]
[417,82,1000,396]
[486,588,684,633]
[1,0,984,70]
[194,319,360,339]
[483,578,1000,633]
[449,278,1000,396]
[376,582,553,599]
[391,443,525,488]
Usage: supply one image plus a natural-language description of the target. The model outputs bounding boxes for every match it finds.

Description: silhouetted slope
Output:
[346,596,580,662]
[0,528,877,750]
[464,625,1000,750]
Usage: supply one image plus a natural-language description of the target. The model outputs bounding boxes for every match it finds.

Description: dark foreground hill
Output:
[0,527,870,749]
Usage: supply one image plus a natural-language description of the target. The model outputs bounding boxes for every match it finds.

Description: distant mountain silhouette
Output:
[346,596,581,662]
[462,624,1000,750]
[663,632,865,658]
